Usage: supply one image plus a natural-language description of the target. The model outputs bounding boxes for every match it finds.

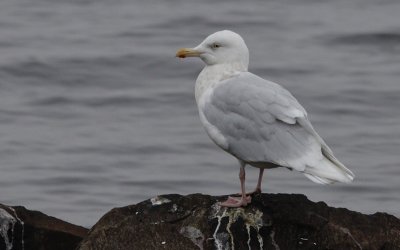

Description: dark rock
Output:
[78,193,400,250]
[0,203,88,250]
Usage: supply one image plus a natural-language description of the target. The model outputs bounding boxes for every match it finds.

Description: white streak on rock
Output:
[226,213,235,250]
[210,203,265,250]
[246,224,251,250]
[9,207,24,250]
[339,226,362,250]
[270,230,279,250]
[170,204,178,213]
[0,208,16,250]
[180,226,205,250]
[210,204,227,250]
[150,196,171,206]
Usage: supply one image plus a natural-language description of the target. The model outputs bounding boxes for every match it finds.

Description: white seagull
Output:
[176,30,354,207]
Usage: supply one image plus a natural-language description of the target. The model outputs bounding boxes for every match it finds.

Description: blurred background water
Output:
[0,0,399,227]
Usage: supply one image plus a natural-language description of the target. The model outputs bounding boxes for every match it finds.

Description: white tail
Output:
[303,146,354,184]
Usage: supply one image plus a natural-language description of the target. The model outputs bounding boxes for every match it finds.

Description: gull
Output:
[176,30,354,207]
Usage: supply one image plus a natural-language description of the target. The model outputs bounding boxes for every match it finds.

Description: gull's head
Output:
[176,30,249,70]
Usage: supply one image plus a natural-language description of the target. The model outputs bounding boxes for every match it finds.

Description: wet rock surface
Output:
[78,193,400,250]
[0,203,88,250]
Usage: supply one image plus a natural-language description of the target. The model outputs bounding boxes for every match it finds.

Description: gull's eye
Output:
[211,43,221,49]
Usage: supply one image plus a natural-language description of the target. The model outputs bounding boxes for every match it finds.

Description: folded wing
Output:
[200,72,354,184]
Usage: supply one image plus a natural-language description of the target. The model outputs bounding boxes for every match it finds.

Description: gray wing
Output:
[201,72,323,171]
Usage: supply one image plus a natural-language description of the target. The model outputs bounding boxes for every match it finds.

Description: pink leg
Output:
[236,168,264,195]
[219,163,251,207]
[254,168,264,193]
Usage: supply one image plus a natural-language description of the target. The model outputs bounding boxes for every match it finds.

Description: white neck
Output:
[195,62,248,103]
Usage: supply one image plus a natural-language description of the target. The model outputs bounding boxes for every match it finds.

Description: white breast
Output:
[194,63,244,151]
[197,88,229,150]
[195,63,242,103]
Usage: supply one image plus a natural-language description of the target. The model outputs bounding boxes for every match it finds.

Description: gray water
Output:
[0,0,399,227]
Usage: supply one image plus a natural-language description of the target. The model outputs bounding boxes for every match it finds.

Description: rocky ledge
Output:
[2,194,400,250]
[78,193,400,250]
[0,204,88,250]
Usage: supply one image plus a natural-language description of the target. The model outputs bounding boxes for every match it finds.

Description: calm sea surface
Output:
[0,0,399,227]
